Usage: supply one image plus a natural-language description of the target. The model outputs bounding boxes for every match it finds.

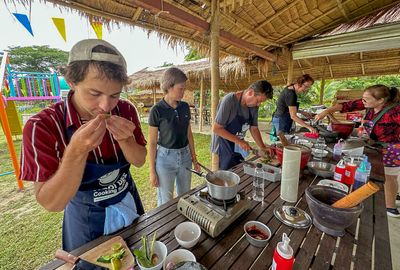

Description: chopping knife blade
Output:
[55,249,109,270]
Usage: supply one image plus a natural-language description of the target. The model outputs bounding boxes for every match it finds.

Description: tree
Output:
[7,45,68,73]
[184,46,203,62]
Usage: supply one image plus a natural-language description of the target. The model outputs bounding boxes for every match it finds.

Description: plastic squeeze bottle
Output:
[334,159,346,182]
[353,160,369,190]
[272,233,294,270]
[333,139,343,161]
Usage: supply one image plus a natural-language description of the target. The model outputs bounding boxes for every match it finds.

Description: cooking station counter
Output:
[42,150,391,270]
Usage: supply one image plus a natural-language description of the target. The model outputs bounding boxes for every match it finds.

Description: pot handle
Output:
[186,167,206,177]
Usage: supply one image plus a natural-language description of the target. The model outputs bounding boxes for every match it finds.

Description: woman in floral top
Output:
[316,85,400,217]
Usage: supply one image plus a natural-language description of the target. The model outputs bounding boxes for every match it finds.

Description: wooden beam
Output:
[255,0,301,31]
[335,0,349,21]
[132,7,143,21]
[128,0,278,61]
[210,0,220,170]
[220,13,284,47]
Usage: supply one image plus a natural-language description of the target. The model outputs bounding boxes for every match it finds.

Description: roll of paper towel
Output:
[280,145,302,202]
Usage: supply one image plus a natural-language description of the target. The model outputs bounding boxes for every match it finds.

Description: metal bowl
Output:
[311,148,329,158]
[307,161,335,178]
[244,221,271,247]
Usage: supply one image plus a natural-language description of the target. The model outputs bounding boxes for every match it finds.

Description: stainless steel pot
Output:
[187,168,240,200]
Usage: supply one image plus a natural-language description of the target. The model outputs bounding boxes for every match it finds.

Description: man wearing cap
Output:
[20,39,147,251]
[211,80,274,170]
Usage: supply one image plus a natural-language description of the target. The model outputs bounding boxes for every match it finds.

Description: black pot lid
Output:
[274,205,312,229]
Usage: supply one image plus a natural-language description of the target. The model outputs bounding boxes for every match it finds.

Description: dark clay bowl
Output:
[305,186,363,237]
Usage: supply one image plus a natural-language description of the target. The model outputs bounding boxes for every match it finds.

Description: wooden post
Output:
[287,49,294,85]
[153,89,156,105]
[320,75,326,105]
[210,0,220,170]
[199,77,204,132]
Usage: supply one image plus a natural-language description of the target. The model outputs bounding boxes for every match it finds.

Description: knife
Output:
[55,249,109,270]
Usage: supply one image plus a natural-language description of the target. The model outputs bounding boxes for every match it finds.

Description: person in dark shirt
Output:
[272,74,317,137]
[316,84,400,217]
[148,67,200,206]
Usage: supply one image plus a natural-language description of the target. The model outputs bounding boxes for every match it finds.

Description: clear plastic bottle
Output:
[253,163,264,202]
[333,139,343,161]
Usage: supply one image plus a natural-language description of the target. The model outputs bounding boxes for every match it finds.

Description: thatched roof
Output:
[10,0,400,85]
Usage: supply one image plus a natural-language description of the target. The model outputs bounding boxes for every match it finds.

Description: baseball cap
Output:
[68,39,127,70]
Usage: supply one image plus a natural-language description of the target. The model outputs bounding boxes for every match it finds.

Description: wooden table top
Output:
[41,151,391,270]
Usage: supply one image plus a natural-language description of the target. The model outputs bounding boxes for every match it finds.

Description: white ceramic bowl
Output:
[136,241,168,270]
[163,249,196,270]
[244,221,271,247]
[174,222,201,249]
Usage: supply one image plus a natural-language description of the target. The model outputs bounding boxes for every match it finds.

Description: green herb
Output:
[96,247,125,263]
[133,232,158,268]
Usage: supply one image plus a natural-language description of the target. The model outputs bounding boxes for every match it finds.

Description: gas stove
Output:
[177,188,251,238]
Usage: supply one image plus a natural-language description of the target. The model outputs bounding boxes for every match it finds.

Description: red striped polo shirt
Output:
[20,91,147,182]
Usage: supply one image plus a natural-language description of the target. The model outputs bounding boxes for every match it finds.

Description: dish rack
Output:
[243,163,282,182]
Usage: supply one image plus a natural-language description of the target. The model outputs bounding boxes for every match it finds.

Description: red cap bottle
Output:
[272,233,294,270]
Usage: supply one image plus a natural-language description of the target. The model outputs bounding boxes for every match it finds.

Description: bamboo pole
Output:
[199,77,204,132]
[210,0,220,170]
[153,89,156,105]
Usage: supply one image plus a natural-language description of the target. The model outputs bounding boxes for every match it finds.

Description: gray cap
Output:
[68,39,127,70]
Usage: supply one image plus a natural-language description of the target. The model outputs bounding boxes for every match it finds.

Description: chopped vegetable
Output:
[96,246,126,263]
[111,257,122,270]
[133,232,159,268]
[112,242,123,252]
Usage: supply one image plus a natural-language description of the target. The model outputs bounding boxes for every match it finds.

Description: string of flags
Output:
[11,13,103,41]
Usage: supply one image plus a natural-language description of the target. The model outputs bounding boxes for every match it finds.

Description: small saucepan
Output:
[186,167,240,201]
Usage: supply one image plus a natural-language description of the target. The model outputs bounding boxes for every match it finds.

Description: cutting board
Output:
[56,236,134,270]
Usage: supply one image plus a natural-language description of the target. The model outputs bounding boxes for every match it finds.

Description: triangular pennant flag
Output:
[52,18,66,42]
[91,21,102,40]
[12,13,34,36]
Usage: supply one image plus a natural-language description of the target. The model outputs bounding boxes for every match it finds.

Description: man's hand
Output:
[106,115,136,142]
[237,140,252,151]
[69,114,107,155]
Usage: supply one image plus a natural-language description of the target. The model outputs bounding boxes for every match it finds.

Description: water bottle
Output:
[363,156,372,176]
[253,163,264,202]
[333,139,343,161]
[272,233,294,270]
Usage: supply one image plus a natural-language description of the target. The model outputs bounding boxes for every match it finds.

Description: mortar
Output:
[305,186,363,237]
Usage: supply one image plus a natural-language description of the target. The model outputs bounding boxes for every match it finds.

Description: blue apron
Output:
[62,112,144,252]
[218,93,252,170]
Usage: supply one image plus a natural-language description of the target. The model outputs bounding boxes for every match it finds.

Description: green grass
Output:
[0,123,211,270]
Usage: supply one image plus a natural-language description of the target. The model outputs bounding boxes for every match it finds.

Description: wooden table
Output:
[42,152,391,270]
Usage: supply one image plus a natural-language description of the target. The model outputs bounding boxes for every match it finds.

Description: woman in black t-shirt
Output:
[148,67,200,206]
[272,74,317,137]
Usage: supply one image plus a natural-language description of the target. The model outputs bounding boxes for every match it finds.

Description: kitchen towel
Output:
[280,145,302,203]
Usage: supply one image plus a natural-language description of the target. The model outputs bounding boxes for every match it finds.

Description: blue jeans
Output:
[156,145,192,206]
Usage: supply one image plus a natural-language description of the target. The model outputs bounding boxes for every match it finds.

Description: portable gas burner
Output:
[177,188,251,237]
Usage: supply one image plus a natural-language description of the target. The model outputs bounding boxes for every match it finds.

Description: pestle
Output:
[278,131,290,147]
[332,181,379,208]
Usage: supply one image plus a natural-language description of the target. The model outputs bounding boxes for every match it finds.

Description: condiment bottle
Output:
[333,139,343,161]
[334,159,346,182]
[272,233,294,270]
[353,160,369,190]
[343,158,357,185]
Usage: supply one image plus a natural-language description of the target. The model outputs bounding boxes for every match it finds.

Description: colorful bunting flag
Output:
[12,13,34,36]
[91,21,103,39]
[52,17,66,42]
